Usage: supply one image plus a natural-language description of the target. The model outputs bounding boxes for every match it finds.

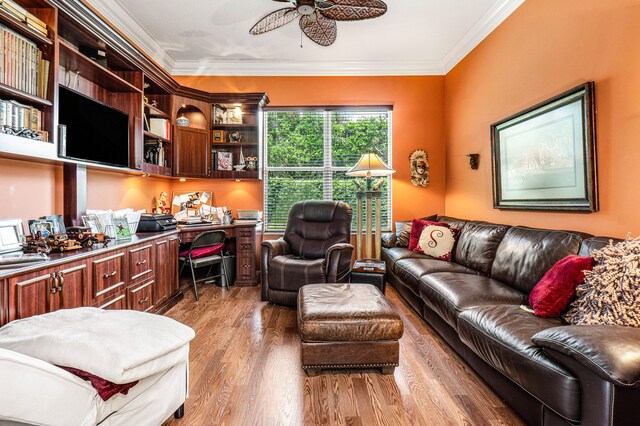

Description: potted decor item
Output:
[176,114,190,127]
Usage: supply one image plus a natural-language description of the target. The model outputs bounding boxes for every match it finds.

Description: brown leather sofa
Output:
[382,215,640,426]
[261,200,354,306]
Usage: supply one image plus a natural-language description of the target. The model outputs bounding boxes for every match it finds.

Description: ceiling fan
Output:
[249,0,388,47]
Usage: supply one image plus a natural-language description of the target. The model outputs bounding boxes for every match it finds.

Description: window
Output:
[264,107,392,232]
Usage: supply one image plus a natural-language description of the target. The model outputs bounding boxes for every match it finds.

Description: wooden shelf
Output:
[0,82,52,107]
[0,132,56,162]
[141,162,172,177]
[143,130,171,144]
[212,142,258,147]
[212,123,255,128]
[176,126,207,134]
[0,7,52,47]
[58,38,142,93]
[145,102,170,119]
[210,170,259,180]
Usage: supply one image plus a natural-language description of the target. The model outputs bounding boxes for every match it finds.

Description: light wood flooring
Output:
[163,283,524,426]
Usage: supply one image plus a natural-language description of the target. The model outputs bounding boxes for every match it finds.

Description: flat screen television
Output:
[58,86,130,168]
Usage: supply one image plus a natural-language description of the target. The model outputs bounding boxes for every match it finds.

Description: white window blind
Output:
[264,108,392,232]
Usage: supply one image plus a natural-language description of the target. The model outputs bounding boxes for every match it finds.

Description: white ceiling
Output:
[87,0,524,76]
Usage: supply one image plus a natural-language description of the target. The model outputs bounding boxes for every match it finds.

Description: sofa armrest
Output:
[532,325,640,387]
[381,232,397,248]
[260,239,291,301]
[325,243,354,283]
[0,348,98,426]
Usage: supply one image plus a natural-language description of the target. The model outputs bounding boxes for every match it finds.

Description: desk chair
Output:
[178,230,228,301]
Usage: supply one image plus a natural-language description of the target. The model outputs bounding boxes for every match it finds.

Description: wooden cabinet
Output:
[7,261,88,322]
[211,93,269,180]
[173,127,210,177]
[97,293,127,310]
[173,94,211,178]
[127,279,154,312]
[154,235,179,306]
[235,226,258,285]
[128,243,154,282]
[90,251,126,305]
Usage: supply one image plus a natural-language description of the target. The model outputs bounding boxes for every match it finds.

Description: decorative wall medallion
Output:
[410,149,429,187]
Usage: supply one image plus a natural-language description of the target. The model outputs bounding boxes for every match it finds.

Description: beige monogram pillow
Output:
[416,225,456,261]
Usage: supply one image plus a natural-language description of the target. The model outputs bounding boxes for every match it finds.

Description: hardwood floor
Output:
[163,283,524,426]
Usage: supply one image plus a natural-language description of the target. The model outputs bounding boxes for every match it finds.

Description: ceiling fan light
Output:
[297,0,315,15]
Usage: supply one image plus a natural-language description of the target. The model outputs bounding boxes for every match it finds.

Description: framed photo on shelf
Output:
[82,214,104,234]
[225,108,243,124]
[213,104,225,124]
[112,217,132,240]
[212,129,226,143]
[44,215,66,234]
[0,218,25,253]
[491,82,597,212]
[28,220,54,237]
[217,151,233,171]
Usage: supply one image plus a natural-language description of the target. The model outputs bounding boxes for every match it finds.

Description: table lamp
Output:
[346,153,395,260]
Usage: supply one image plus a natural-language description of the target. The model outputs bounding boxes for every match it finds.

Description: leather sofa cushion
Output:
[381,247,425,275]
[454,221,509,276]
[395,258,478,295]
[268,255,325,291]
[419,273,526,329]
[435,215,468,231]
[297,283,403,342]
[491,227,584,294]
[578,236,623,257]
[458,305,580,422]
[284,200,352,259]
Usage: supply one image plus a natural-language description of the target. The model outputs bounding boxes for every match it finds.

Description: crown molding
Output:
[84,0,524,77]
[440,0,525,74]
[171,60,446,77]
[84,0,175,72]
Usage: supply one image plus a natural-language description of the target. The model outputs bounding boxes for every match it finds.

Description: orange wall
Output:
[444,0,640,237]
[0,158,63,227]
[86,170,172,213]
[173,76,446,223]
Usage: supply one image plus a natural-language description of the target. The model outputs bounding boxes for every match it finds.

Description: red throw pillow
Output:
[408,219,450,251]
[179,243,225,259]
[529,255,595,317]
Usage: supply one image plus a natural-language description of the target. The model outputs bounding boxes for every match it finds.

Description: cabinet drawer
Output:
[97,292,127,310]
[91,252,126,302]
[128,244,153,281]
[128,279,154,312]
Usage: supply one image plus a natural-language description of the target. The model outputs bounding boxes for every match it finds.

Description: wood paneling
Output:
[155,235,179,306]
[173,127,209,178]
[163,285,523,426]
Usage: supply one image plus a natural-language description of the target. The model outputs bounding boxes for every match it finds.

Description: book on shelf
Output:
[0,97,47,140]
[149,118,170,139]
[0,24,48,98]
[0,0,27,22]
[25,12,47,36]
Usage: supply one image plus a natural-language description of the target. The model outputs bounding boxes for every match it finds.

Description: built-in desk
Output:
[177,221,262,286]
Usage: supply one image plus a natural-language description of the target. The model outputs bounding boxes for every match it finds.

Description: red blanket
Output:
[59,366,139,401]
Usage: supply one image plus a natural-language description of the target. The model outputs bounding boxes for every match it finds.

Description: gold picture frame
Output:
[212,129,226,143]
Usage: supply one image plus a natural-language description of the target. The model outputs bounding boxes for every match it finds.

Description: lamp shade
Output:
[346,153,395,177]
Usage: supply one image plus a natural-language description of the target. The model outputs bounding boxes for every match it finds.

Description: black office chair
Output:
[178,230,229,301]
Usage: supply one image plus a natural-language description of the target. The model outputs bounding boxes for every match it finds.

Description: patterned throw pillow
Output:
[415,224,457,261]
[408,219,450,251]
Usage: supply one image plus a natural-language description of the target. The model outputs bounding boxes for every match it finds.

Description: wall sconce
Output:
[466,154,479,170]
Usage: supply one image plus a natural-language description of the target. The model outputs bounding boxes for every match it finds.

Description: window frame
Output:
[263,106,393,234]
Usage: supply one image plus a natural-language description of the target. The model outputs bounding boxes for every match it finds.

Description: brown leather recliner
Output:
[261,200,354,306]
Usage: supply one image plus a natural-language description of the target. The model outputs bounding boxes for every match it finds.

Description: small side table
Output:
[350,259,386,293]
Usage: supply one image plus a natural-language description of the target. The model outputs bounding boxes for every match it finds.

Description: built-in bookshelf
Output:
[0,0,55,161]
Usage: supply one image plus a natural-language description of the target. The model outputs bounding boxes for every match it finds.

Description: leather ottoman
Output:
[297,283,404,376]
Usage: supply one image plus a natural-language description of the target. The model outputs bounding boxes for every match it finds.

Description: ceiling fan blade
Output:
[319,0,387,21]
[300,11,337,46]
[250,8,300,35]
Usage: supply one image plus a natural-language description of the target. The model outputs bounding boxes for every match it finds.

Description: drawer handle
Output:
[103,271,117,279]
[136,259,147,266]
[57,271,65,292]
[138,296,149,304]
[240,232,251,237]
[241,244,252,250]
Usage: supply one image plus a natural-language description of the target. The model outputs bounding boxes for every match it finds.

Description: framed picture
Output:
[217,151,233,171]
[212,129,226,143]
[112,217,132,240]
[44,215,66,234]
[82,214,104,234]
[213,104,225,124]
[491,82,598,211]
[28,220,54,237]
[225,107,243,124]
[170,191,214,219]
[0,218,24,253]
